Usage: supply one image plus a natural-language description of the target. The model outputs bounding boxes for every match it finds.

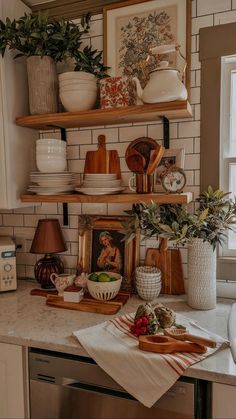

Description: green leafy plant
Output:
[124,186,236,250]
[0,12,91,61]
[74,45,110,78]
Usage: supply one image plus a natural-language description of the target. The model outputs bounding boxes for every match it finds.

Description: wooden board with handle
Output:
[145,238,185,295]
[84,134,121,178]
[139,335,206,354]
[30,289,130,315]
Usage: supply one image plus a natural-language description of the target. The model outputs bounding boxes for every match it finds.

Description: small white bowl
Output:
[87,272,122,301]
[36,159,67,173]
[60,86,97,93]
[59,71,96,82]
[37,139,66,147]
[60,90,97,112]
[59,80,97,87]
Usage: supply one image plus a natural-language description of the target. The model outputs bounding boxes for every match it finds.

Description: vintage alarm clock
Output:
[161,166,186,193]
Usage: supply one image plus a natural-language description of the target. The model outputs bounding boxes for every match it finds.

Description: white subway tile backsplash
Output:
[197,0,231,16]
[190,87,200,104]
[107,203,131,216]
[194,137,200,153]
[192,14,214,35]
[35,203,58,215]
[0,227,13,236]
[67,146,80,159]
[67,130,92,145]
[91,35,103,51]
[68,159,84,173]
[119,125,147,142]
[92,128,119,143]
[179,121,200,138]
[3,214,23,226]
[214,10,236,25]
[191,52,201,70]
[170,137,194,154]
[82,203,107,215]
[194,104,201,120]
[24,214,46,227]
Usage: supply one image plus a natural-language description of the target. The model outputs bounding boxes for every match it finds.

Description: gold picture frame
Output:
[103,0,191,92]
[77,216,139,282]
[154,148,185,192]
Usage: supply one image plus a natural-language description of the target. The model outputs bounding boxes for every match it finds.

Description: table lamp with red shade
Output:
[30,219,67,289]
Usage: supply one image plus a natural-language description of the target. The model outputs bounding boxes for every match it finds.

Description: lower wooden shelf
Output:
[20,192,192,204]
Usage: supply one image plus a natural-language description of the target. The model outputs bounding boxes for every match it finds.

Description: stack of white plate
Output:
[75,174,125,195]
[28,172,74,195]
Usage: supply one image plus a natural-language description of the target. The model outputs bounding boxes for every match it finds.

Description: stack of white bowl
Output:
[135,266,162,301]
[36,139,67,173]
[59,72,98,112]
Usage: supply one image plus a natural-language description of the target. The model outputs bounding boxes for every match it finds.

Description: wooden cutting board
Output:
[139,335,206,354]
[145,238,185,295]
[30,289,130,315]
[84,134,121,178]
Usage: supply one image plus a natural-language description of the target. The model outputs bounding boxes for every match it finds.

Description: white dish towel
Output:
[73,313,228,408]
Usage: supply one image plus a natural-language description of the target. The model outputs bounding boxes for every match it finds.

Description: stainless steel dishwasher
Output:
[29,348,211,419]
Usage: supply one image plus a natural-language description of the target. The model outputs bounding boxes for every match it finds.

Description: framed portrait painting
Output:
[104,0,191,90]
[154,148,185,192]
[77,216,139,282]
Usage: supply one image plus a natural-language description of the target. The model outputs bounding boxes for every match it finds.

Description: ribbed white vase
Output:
[187,238,216,310]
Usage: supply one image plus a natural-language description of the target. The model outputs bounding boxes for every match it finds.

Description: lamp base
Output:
[34,254,64,289]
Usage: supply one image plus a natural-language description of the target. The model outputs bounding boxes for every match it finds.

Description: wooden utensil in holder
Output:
[84,134,121,178]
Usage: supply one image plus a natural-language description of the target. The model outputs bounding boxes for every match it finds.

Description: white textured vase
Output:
[188,238,216,310]
[27,56,58,115]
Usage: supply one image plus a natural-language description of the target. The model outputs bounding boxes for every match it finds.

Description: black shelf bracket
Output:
[162,116,170,149]
[60,128,69,226]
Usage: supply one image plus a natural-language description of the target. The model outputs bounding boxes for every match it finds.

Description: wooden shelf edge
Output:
[20,192,192,204]
[16,101,192,130]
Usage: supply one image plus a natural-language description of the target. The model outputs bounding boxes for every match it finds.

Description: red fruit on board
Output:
[140,326,147,334]
[141,317,149,326]
[135,318,143,328]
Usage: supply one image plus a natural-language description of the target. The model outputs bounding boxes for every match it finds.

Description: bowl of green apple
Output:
[87,271,122,300]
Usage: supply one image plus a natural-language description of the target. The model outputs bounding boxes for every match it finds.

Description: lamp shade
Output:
[30,219,67,254]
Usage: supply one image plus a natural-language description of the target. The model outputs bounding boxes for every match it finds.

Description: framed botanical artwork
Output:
[154,148,185,192]
[77,216,139,283]
[103,0,191,91]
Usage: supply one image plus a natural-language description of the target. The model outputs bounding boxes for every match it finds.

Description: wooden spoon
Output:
[164,328,217,348]
[125,148,146,173]
[146,145,165,175]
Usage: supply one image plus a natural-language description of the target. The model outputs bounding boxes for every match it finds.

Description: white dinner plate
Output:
[84,174,117,179]
[75,187,126,195]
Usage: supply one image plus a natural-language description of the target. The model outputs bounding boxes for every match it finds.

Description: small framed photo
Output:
[77,216,139,282]
[154,148,185,192]
[103,0,191,91]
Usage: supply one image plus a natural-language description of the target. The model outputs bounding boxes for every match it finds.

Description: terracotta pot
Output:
[27,56,58,115]
[188,238,216,310]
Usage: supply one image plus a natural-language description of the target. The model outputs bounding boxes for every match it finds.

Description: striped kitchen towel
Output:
[73,313,228,408]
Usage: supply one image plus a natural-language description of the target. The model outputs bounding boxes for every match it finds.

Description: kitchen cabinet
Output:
[212,382,236,419]
[0,0,37,210]
[0,342,29,419]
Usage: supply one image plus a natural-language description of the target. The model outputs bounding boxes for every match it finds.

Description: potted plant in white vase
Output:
[0,12,91,114]
[59,45,109,112]
[124,186,236,310]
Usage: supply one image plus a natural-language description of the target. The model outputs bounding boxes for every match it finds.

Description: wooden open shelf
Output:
[20,192,192,204]
[16,101,192,130]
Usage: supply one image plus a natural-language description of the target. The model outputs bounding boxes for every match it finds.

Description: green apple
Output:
[98,273,111,282]
[89,273,99,282]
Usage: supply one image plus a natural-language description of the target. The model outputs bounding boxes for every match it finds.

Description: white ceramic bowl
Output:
[87,272,122,301]
[37,139,66,147]
[136,282,161,301]
[59,71,96,82]
[59,80,97,87]
[36,159,67,173]
[60,86,98,94]
[37,148,66,156]
[60,90,97,112]
[36,154,66,161]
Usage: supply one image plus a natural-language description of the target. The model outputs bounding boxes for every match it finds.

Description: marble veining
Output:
[0,279,235,385]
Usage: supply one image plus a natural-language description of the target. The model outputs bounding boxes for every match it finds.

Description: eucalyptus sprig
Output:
[74,45,110,78]
[124,186,236,250]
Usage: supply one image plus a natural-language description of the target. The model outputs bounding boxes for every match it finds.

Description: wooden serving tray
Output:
[30,289,130,315]
[139,335,207,354]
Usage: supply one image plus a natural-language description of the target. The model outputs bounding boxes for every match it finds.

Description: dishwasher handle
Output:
[63,380,135,401]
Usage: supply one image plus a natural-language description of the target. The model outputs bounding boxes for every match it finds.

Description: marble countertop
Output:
[0,279,236,385]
